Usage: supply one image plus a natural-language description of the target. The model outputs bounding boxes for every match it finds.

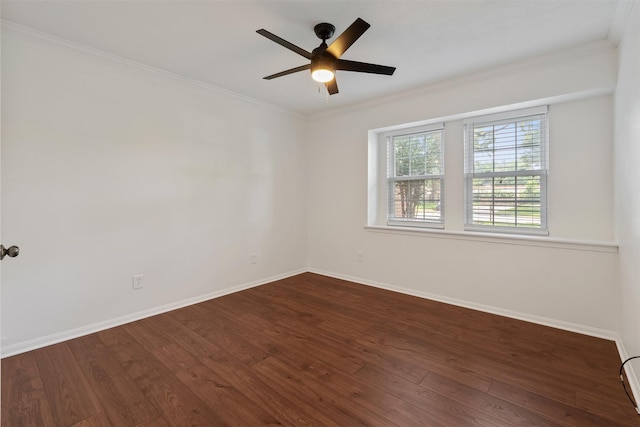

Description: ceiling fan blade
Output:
[326,18,370,58]
[336,59,396,75]
[257,29,312,59]
[325,78,339,95]
[263,64,311,80]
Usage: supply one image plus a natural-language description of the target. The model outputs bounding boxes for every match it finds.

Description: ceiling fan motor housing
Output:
[314,23,335,41]
[311,53,336,67]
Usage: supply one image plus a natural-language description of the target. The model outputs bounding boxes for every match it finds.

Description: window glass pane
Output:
[391,179,441,221]
[410,138,427,176]
[424,132,442,175]
[474,151,493,173]
[517,119,543,170]
[472,116,544,174]
[517,146,534,171]
[494,147,517,172]
[471,175,541,228]
[392,131,442,178]
[394,135,411,176]
[474,126,494,152]
[493,123,515,150]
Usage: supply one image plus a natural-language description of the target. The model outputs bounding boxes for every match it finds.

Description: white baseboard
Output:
[308,268,618,339]
[615,338,640,415]
[308,268,640,409]
[0,268,306,358]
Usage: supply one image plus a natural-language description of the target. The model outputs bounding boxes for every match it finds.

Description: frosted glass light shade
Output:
[311,68,334,83]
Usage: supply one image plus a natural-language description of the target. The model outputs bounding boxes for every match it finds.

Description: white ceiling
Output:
[0,0,628,116]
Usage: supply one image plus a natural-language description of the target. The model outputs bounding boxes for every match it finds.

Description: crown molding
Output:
[1,19,303,120]
[0,15,622,123]
[608,0,636,45]
[308,39,617,122]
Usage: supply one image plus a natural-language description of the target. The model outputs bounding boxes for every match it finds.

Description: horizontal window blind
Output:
[464,108,548,234]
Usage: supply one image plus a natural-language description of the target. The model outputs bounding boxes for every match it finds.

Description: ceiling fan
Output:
[256,18,396,95]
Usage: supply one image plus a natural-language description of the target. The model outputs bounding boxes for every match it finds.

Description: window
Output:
[464,107,548,234]
[386,124,444,228]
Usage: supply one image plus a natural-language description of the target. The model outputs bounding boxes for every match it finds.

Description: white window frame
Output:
[385,123,445,229]
[463,106,548,235]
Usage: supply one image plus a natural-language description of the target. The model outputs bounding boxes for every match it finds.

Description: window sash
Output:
[387,177,444,227]
[464,109,548,234]
[387,126,444,227]
[465,173,547,230]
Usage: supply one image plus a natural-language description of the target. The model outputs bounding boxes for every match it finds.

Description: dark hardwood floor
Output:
[2,273,638,426]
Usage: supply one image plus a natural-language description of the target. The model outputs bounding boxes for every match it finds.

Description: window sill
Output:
[364,225,618,253]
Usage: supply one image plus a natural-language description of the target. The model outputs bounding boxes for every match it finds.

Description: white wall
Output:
[614,1,640,400]
[1,27,308,354]
[307,44,619,334]
[0,16,630,362]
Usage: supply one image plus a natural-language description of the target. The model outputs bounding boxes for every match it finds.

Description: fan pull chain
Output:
[316,83,329,103]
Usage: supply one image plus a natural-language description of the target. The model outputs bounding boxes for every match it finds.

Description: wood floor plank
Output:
[2,272,638,426]
[97,327,166,388]
[276,276,619,400]
[138,374,226,427]
[576,388,640,426]
[168,302,274,366]
[274,351,491,427]
[67,334,159,426]
[123,318,174,352]
[69,412,115,427]
[238,311,500,427]
[248,357,370,427]
[152,343,282,426]
[358,320,582,406]
[489,379,630,427]
[214,305,367,376]
[200,351,317,427]
[354,364,508,426]
[135,416,172,427]
[66,334,127,378]
[254,354,392,426]
[141,312,222,358]
[98,326,225,426]
[33,343,103,426]
[420,370,564,427]
[239,286,430,383]
[1,352,56,426]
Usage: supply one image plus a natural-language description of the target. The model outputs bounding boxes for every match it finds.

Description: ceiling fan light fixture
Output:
[310,55,336,82]
[311,67,335,83]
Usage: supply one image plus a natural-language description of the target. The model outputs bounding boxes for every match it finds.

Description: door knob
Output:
[0,245,19,260]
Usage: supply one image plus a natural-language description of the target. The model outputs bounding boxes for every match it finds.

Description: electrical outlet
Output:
[357,251,364,262]
[132,274,144,290]
[250,253,257,264]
